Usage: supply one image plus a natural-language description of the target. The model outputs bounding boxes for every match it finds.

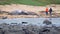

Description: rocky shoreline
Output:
[0,20,60,34]
[0,11,60,19]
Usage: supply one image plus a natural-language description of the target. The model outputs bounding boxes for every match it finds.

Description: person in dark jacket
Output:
[49,8,53,16]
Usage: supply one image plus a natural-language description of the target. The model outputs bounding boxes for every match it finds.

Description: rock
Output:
[43,20,52,25]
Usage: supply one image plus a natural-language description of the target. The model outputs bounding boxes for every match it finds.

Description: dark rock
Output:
[2,16,7,19]
[22,22,28,24]
[43,20,52,25]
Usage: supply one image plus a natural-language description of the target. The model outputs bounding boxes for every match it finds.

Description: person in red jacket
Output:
[45,7,48,15]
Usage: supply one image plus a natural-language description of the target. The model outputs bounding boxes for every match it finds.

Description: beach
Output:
[0,4,60,18]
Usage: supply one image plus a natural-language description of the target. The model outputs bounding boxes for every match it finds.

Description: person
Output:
[49,8,53,16]
[45,7,48,15]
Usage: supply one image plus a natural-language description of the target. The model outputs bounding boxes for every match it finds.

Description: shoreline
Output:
[0,4,60,19]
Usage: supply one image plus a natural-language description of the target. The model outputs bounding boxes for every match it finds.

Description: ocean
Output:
[0,18,60,26]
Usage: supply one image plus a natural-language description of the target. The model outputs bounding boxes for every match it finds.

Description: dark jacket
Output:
[49,8,52,12]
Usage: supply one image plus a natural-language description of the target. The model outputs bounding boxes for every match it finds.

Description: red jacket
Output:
[45,8,48,12]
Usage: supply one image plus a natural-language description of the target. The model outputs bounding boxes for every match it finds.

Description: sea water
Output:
[0,18,60,26]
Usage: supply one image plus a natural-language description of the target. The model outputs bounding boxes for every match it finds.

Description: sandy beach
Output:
[0,4,60,18]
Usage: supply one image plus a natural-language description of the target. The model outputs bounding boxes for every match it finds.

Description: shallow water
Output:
[0,18,60,26]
